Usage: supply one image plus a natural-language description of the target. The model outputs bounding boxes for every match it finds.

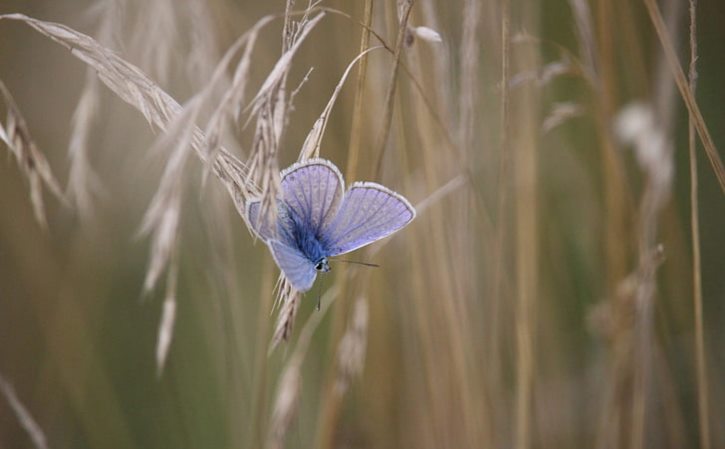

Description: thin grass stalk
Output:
[387,89,454,447]
[688,1,710,448]
[616,0,649,95]
[317,6,455,152]
[346,0,374,180]
[641,0,725,194]
[489,0,511,437]
[393,90,451,447]
[247,256,276,449]
[593,0,631,300]
[372,0,414,177]
[512,9,540,448]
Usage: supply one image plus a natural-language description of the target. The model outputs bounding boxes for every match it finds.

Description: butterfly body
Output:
[247,159,415,292]
[284,203,330,272]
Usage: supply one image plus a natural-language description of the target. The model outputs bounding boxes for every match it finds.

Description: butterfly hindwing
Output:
[281,158,344,234]
[322,182,415,257]
[269,239,317,292]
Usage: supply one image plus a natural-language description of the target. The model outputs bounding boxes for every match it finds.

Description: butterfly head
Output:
[314,257,330,273]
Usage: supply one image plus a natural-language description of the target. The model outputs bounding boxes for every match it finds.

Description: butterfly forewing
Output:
[322,182,415,256]
[281,159,344,234]
[269,240,317,292]
[246,200,296,246]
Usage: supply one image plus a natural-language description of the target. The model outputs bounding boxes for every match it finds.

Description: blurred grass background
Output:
[0,0,723,448]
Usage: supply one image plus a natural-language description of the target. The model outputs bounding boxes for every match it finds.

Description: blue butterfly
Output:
[246,158,416,292]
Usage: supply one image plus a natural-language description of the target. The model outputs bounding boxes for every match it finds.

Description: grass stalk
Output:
[512,9,540,448]
[373,0,414,177]
[688,1,711,448]
[345,0,374,180]
[642,0,725,194]
[488,0,510,426]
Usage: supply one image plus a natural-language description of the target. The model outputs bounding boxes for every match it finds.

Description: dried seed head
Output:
[614,102,673,197]
[0,79,65,228]
[335,297,369,394]
[414,26,443,43]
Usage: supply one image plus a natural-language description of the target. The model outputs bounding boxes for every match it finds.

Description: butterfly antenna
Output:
[337,259,380,268]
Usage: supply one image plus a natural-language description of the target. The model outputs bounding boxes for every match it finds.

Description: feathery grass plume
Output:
[615,103,672,204]
[265,354,301,449]
[541,102,585,134]
[245,7,324,197]
[508,54,578,89]
[183,0,221,87]
[0,11,277,372]
[201,14,275,184]
[244,3,323,205]
[129,0,178,87]
[138,95,201,294]
[334,296,368,394]
[243,3,325,341]
[270,278,301,346]
[66,0,125,222]
[137,95,203,373]
[0,374,49,449]
[155,260,178,376]
[0,79,65,229]
[0,14,252,198]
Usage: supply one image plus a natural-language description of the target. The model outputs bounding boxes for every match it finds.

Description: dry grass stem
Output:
[688,1,711,447]
[373,0,414,177]
[345,0,374,180]
[642,0,725,194]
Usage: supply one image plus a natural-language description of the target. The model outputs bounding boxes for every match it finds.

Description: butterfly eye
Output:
[314,258,330,272]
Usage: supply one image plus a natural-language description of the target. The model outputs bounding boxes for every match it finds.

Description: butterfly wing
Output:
[322,182,415,257]
[269,239,317,292]
[280,158,344,234]
[246,199,275,241]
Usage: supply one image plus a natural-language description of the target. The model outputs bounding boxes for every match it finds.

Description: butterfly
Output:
[246,158,416,292]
